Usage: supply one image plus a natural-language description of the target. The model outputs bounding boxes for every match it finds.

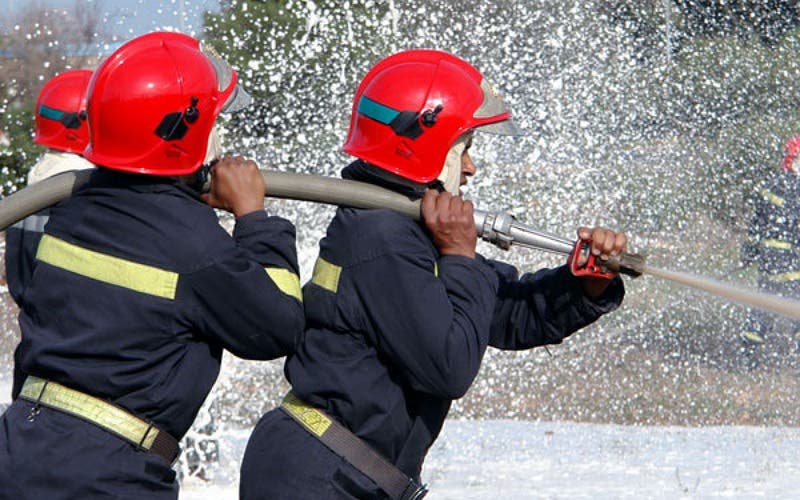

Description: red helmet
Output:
[34,69,93,154]
[781,136,800,172]
[343,49,523,183]
[83,31,250,175]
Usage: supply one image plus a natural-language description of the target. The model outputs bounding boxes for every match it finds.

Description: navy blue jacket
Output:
[6,209,50,397]
[286,164,624,480]
[5,210,49,306]
[13,169,304,439]
[741,170,800,288]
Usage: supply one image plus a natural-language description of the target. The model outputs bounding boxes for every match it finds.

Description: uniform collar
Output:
[341,160,443,200]
[85,168,200,199]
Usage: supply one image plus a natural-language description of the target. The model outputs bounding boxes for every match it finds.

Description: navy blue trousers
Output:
[240,409,387,500]
[0,399,178,499]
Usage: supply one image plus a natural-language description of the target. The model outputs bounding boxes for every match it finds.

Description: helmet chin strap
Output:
[183,124,222,194]
[437,132,471,194]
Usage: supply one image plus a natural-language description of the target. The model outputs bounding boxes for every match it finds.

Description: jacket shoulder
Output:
[49,185,233,273]
[326,208,432,264]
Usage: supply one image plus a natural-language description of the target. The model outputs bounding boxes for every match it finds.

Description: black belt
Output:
[280,393,428,500]
[19,376,181,465]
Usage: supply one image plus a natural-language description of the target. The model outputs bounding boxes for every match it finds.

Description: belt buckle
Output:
[404,483,428,500]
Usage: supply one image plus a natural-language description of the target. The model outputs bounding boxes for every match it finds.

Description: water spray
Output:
[1,169,798,320]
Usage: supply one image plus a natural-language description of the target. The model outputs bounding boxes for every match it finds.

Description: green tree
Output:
[203,0,394,171]
[0,107,40,196]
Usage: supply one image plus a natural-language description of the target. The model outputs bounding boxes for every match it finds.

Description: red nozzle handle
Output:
[569,239,646,278]
[569,238,618,279]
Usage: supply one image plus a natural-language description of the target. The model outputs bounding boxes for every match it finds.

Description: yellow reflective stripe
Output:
[761,188,785,207]
[281,393,331,437]
[434,262,438,277]
[20,377,159,450]
[767,271,800,282]
[311,257,341,293]
[265,267,302,301]
[762,239,792,250]
[36,234,178,299]
[742,331,766,344]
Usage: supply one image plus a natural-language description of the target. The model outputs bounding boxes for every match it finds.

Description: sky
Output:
[4,0,222,39]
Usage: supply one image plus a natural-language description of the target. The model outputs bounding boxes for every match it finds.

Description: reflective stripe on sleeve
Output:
[311,257,341,293]
[35,234,178,299]
[767,271,800,283]
[762,239,792,250]
[761,189,785,207]
[264,267,302,301]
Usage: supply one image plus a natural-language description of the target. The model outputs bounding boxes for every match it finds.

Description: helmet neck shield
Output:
[437,132,472,194]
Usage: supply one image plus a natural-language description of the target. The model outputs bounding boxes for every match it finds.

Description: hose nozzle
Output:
[605,252,646,278]
[474,208,646,278]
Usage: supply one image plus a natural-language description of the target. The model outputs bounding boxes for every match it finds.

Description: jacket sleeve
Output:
[11,347,24,400]
[6,212,49,399]
[486,259,624,350]
[179,210,305,360]
[5,210,49,306]
[351,249,499,399]
[741,186,768,266]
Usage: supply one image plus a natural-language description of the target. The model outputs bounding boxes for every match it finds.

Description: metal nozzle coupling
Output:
[604,252,646,278]
[474,209,515,250]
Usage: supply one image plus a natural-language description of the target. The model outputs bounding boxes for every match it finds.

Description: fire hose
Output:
[0,169,798,320]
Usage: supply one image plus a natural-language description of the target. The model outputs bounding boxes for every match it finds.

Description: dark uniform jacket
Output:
[285,162,625,481]
[6,208,51,396]
[5,209,49,306]
[741,170,800,292]
[12,169,304,439]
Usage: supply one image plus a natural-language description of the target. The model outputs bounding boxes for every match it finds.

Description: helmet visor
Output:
[474,78,525,136]
[478,118,525,136]
[200,41,252,113]
[222,83,252,113]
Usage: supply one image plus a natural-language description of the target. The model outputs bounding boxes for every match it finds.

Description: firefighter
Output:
[4,69,95,398]
[740,136,800,350]
[0,32,304,499]
[239,49,627,499]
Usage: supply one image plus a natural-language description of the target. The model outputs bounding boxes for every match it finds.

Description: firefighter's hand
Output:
[422,189,477,259]
[201,156,265,217]
[574,226,627,297]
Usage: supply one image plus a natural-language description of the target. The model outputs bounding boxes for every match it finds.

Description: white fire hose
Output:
[1,169,798,320]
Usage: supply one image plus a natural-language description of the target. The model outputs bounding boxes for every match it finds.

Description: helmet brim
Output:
[222,84,252,113]
[478,118,526,136]
[201,40,252,114]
